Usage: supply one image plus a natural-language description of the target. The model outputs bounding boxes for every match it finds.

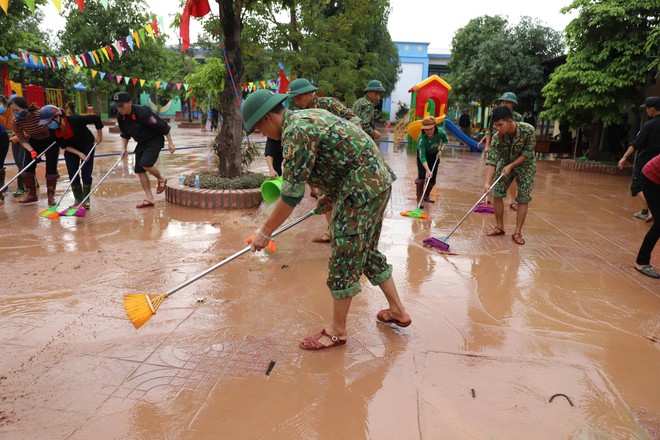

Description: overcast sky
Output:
[40,0,576,51]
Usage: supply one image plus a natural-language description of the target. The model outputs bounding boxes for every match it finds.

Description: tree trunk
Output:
[587,122,603,160]
[215,0,245,178]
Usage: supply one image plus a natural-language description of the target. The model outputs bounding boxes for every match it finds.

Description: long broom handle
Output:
[165,208,320,298]
[0,141,57,193]
[76,156,123,206]
[444,173,505,240]
[415,156,439,210]
[53,143,98,207]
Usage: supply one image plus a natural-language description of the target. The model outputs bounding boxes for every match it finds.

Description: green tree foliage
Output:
[0,2,61,90]
[450,16,563,113]
[184,57,225,113]
[58,0,188,107]
[241,0,399,103]
[542,0,659,158]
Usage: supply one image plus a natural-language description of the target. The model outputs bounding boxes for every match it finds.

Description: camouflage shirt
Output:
[280,108,396,207]
[289,95,360,125]
[486,121,537,170]
[486,110,523,136]
[352,96,377,138]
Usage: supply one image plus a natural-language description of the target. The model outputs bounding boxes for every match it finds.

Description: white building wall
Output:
[390,62,423,122]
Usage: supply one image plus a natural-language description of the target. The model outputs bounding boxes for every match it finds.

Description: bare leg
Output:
[377,276,410,324]
[493,197,505,230]
[143,165,164,182]
[637,191,649,210]
[137,172,154,203]
[324,297,352,339]
[509,180,518,208]
[514,203,528,235]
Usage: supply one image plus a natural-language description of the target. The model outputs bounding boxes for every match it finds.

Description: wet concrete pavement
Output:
[0,124,658,439]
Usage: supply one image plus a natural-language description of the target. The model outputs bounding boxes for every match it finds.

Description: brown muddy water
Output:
[0,128,658,439]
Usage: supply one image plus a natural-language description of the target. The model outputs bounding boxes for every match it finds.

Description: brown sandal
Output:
[486,227,505,236]
[510,202,518,211]
[299,329,347,350]
[512,233,525,245]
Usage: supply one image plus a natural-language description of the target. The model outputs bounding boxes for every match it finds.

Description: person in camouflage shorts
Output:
[484,105,537,246]
[287,77,362,242]
[479,92,525,210]
[242,89,411,351]
[352,80,385,140]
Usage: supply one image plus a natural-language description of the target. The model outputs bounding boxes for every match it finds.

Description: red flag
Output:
[277,63,290,94]
[180,0,211,52]
[151,19,159,37]
[76,0,84,11]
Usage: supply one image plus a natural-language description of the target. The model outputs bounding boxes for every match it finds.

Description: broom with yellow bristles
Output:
[124,208,322,329]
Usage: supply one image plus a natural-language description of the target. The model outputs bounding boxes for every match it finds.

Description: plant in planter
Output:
[181,140,268,190]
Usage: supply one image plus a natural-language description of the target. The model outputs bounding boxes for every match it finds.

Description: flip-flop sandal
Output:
[299,329,347,350]
[136,199,155,209]
[486,227,505,236]
[156,179,167,194]
[512,233,525,245]
[510,202,518,211]
[635,265,660,279]
[376,309,412,328]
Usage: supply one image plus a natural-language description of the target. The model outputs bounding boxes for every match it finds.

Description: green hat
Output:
[498,92,518,105]
[286,78,317,96]
[364,80,385,92]
[242,89,288,133]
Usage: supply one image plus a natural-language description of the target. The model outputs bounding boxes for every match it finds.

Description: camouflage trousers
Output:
[327,187,393,299]
[493,163,536,204]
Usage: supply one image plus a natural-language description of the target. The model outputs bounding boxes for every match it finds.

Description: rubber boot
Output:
[424,183,435,203]
[18,173,38,204]
[0,168,5,203]
[415,182,425,208]
[13,174,25,197]
[71,185,84,207]
[82,184,92,209]
[46,174,58,207]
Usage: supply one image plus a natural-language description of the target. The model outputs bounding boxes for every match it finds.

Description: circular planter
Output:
[560,159,632,175]
[165,185,264,209]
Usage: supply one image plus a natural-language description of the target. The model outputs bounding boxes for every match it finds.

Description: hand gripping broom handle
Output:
[77,156,122,207]
[0,141,58,193]
[444,173,505,240]
[416,157,439,210]
[164,208,321,298]
[53,143,98,207]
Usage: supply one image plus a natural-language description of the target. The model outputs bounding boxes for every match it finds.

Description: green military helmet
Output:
[242,89,288,133]
[498,92,518,105]
[364,79,386,92]
[287,78,318,96]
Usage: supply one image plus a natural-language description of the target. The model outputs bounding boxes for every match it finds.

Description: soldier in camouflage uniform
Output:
[352,80,385,140]
[484,105,536,246]
[287,78,362,242]
[242,89,411,351]
[287,78,360,124]
[479,91,525,210]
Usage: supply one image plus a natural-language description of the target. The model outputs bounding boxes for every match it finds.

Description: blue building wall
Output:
[384,42,430,120]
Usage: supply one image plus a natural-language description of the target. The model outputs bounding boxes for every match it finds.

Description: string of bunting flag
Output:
[11,19,161,71]
[0,0,111,14]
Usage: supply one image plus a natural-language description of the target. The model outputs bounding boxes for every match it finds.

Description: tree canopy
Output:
[449,15,563,113]
[542,0,659,129]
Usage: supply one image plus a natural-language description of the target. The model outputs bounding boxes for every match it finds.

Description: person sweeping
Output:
[37,105,103,209]
[416,116,447,205]
[483,105,537,245]
[242,89,411,351]
[113,92,175,208]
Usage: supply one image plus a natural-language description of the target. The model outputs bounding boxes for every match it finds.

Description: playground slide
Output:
[445,118,482,152]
